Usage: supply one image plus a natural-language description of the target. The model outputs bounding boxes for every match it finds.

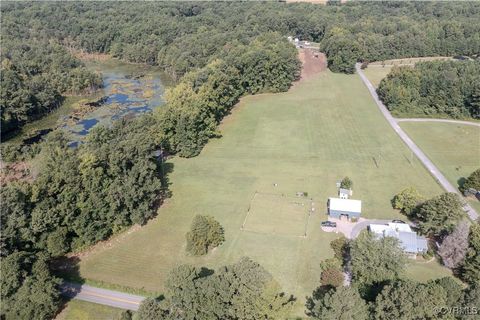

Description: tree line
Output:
[1,116,166,319]
[2,2,479,77]
[377,61,480,119]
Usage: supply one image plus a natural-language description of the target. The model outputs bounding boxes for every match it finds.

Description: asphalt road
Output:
[60,282,145,311]
[356,63,479,222]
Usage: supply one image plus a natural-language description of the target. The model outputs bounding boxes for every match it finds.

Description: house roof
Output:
[369,223,427,253]
[369,223,412,234]
[398,231,418,253]
[328,198,361,213]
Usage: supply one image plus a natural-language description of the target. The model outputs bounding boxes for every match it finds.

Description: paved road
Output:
[396,118,480,127]
[60,282,145,311]
[356,63,478,222]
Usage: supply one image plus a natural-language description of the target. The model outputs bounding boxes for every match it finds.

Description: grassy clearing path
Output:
[78,69,445,316]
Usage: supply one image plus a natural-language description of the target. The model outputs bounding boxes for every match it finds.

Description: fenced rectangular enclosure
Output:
[242,192,312,237]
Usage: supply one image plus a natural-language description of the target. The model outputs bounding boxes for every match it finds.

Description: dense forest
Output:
[2,1,480,132]
[2,1,480,76]
[2,2,480,319]
[377,60,480,119]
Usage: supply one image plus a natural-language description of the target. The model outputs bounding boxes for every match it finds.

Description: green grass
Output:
[243,193,311,237]
[400,122,480,212]
[56,300,125,320]
[78,70,445,317]
[362,66,393,88]
[405,259,454,283]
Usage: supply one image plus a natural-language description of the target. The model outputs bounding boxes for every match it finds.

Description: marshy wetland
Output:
[6,59,172,145]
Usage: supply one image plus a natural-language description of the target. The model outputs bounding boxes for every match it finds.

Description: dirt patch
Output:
[0,161,33,186]
[69,49,111,62]
[297,49,327,82]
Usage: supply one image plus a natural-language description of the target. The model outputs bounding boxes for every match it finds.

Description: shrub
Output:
[340,176,353,190]
[320,268,344,288]
[186,215,225,256]
[392,187,424,216]
[460,168,480,194]
[330,237,348,262]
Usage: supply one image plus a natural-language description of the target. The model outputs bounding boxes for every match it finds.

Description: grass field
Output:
[400,122,480,212]
[405,259,454,283]
[243,192,311,237]
[362,66,392,88]
[56,300,125,320]
[77,70,447,316]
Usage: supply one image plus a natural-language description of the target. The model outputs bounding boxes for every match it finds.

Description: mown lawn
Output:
[405,259,454,283]
[78,70,445,317]
[400,122,480,212]
[362,66,392,88]
[56,300,125,320]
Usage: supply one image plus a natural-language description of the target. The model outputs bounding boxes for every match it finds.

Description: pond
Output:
[62,59,172,144]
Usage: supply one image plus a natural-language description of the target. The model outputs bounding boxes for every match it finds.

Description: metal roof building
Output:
[369,222,428,255]
[327,198,361,220]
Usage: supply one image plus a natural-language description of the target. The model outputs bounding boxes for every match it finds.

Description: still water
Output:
[62,59,172,144]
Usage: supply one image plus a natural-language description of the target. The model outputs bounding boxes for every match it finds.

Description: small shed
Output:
[327,198,361,220]
[338,188,352,199]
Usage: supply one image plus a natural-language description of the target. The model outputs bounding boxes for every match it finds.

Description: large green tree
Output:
[307,286,369,320]
[186,215,225,256]
[161,257,293,319]
[350,232,407,288]
[373,280,448,320]
[462,223,480,285]
[414,192,465,237]
[391,187,425,216]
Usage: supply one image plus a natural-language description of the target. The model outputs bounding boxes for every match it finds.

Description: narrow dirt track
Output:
[297,49,327,82]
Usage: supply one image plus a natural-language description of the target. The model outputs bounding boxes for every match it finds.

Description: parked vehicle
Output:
[321,221,337,228]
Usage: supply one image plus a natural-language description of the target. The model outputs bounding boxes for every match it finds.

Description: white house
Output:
[369,222,428,256]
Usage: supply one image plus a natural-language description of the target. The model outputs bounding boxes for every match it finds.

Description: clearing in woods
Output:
[78,62,449,316]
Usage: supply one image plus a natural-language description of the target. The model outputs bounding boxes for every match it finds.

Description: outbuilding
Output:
[338,188,352,199]
[327,198,361,220]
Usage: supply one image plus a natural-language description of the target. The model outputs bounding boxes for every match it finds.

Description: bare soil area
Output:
[0,161,33,186]
[297,49,327,82]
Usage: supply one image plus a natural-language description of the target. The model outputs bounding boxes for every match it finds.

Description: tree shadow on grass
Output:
[457,177,466,192]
